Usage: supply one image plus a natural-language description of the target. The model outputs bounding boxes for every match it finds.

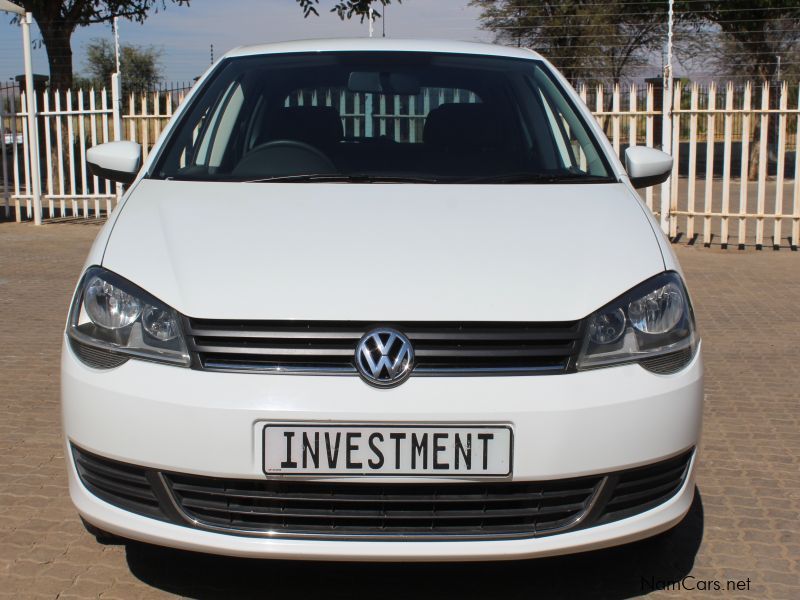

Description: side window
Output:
[539,90,578,170]
[532,70,607,176]
[178,108,208,169]
[169,80,245,173]
[192,82,244,169]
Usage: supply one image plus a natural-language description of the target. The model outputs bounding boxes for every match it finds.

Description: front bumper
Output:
[62,339,703,561]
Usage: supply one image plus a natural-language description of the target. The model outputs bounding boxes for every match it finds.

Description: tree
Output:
[7,0,397,93]
[297,0,399,20]
[79,38,161,95]
[6,1,187,91]
[471,0,677,83]
[677,2,800,178]
[677,1,800,81]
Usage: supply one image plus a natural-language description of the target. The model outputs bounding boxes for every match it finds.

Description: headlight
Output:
[67,266,189,368]
[577,271,697,373]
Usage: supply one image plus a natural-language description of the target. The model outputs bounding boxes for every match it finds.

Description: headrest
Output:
[261,106,343,147]
[423,103,504,149]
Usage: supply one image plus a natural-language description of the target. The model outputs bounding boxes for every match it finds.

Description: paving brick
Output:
[0,223,797,598]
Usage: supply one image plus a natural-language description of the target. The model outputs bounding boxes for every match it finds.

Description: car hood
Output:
[102,180,664,322]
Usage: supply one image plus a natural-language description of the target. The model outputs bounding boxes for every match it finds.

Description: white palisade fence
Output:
[578,81,799,249]
[37,88,114,220]
[1,85,187,222]
[1,81,798,249]
[126,90,187,164]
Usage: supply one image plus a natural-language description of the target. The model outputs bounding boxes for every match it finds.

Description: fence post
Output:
[612,83,620,157]
[669,81,681,239]
[0,95,8,218]
[21,13,42,225]
[111,72,123,206]
[721,82,734,247]
[628,84,637,150]
[645,84,654,211]
[703,83,717,245]
[756,82,770,249]
[772,82,788,249]
[11,91,21,221]
[43,91,54,218]
[686,83,698,240]
[793,83,800,251]
[659,74,673,235]
[20,91,31,219]
[738,82,752,248]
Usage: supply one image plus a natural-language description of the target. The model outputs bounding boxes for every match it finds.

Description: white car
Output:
[63,39,702,561]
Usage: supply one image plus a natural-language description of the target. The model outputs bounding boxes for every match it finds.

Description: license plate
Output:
[263,424,512,476]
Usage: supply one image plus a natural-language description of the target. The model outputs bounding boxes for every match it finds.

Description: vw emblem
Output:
[355,328,414,387]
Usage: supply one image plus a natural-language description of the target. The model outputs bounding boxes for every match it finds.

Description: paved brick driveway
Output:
[0,222,798,599]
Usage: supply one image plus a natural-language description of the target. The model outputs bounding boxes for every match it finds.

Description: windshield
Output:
[150,52,613,184]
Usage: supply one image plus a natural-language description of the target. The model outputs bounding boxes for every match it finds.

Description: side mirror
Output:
[87,141,142,185]
[624,146,673,189]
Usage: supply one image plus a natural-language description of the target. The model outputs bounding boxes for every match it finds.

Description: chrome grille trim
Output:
[200,361,358,375]
[185,318,584,376]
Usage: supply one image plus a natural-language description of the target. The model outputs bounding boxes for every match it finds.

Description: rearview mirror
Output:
[348,71,420,95]
[624,146,673,189]
[87,141,142,185]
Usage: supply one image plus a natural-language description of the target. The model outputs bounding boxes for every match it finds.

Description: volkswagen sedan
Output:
[63,38,702,561]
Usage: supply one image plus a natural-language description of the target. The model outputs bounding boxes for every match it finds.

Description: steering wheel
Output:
[233,139,337,177]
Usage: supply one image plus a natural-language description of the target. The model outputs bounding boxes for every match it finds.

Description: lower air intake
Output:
[164,476,603,539]
[71,444,694,540]
[72,445,165,521]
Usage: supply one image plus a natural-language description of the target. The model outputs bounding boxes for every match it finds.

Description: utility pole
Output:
[0,0,42,225]
[659,0,674,235]
[113,16,121,74]
[368,7,374,38]
[111,17,121,137]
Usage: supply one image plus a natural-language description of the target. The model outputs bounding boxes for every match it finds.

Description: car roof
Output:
[225,38,543,61]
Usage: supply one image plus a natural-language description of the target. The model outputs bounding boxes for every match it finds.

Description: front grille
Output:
[185,319,583,376]
[72,444,694,541]
[72,446,165,521]
[164,476,602,539]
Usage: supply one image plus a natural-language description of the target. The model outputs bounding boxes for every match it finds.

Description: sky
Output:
[0,0,491,85]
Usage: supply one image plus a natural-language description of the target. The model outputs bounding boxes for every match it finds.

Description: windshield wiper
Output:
[455,172,617,184]
[241,174,441,184]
